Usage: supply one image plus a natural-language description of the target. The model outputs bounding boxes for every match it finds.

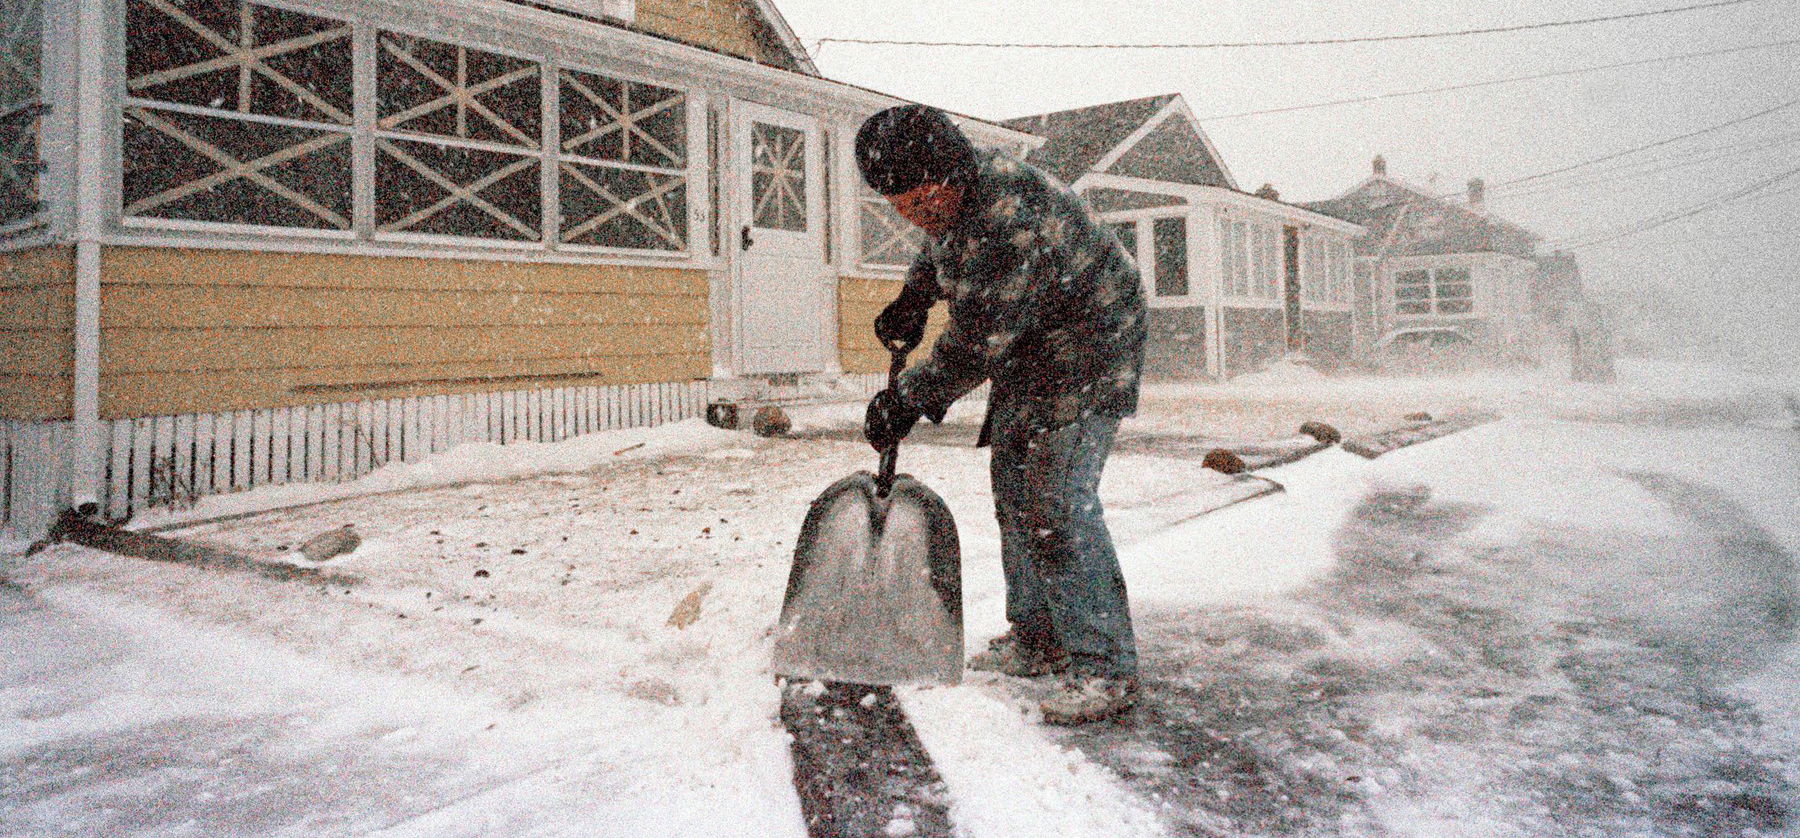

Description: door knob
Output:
[741,226,754,250]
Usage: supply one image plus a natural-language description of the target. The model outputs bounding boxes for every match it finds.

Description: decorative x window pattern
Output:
[557,69,687,251]
[560,162,685,250]
[859,189,921,267]
[124,106,351,229]
[111,3,697,253]
[376,137,540,240]
[122,0,352,229]
[378,33,539,148]
[751,122,805,231]
[126,0,352,124]
[559,68,684,167]
[373,32,543,240]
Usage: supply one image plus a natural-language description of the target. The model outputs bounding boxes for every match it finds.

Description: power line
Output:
[1199,38,1800,121]
[814,0,1759,51]
[1556,164,1800,248]
[1492,130,1800,198]
[1493,96,1800,189]
[1494,128,1800,191]
[1736,179,1800,204]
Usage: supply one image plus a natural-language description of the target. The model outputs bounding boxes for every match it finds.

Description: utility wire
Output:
[1492,130,1800,198]
[1495,97,1800,188]
[1493,128,1800,192]
[1556,164,1800,248]
[1199,38,1800,121]
[1735,178,1800,203]
[814,0,1758,51]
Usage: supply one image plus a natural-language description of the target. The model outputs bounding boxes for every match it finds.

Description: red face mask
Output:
[887,182,965,237]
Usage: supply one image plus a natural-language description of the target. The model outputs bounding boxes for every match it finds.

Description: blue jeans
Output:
[989,412,1137,677]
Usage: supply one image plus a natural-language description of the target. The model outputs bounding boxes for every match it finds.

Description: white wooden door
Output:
[733,101,828,374]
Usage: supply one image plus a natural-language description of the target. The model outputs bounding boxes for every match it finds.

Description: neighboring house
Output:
[1304,156,1566,364]
[0,0,1037,537]
[1000,94,1364,380]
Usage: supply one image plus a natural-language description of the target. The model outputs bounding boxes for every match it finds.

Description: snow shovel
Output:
[770,350,963,686]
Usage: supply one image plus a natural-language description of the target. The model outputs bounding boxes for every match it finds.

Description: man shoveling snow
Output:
[854,104,1148,724]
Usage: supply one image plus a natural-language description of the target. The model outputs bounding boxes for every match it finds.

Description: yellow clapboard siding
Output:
[0,330,70,378]
[102,247,709,296]
[102,353,709,418]
[836,277,947,374]
[838,276,908,305]
[636,0,764,60]
[0,283,73,330]
[0,375,70,420]
[103,284,709,329]
[0,248,73,419]
[94,246,714,418]
[0,246,74,289]
[103,324,711,374]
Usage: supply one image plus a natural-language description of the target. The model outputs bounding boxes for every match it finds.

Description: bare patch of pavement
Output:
[1054,480,1797,836]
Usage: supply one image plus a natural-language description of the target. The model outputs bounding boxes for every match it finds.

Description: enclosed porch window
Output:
[1395,267,1473,315]
[0,0,44,233]
[120,0,694,255]
[858,180,923,269]
[1218,215,1281,301]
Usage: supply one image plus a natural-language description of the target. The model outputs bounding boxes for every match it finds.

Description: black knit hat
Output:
[855,105,977,196]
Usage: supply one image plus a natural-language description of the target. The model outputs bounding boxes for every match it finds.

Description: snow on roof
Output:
[1303,174,1540,257]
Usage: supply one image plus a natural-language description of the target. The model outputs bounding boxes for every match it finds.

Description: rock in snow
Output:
[299,524,360,562]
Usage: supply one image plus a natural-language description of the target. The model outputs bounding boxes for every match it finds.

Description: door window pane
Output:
[751,122,805,231]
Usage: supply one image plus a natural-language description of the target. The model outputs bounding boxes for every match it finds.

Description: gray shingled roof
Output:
[1000,94,1178,184]
[1303,178,1539,258]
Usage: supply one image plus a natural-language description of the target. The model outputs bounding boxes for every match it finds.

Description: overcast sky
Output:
[773,0,1800,372]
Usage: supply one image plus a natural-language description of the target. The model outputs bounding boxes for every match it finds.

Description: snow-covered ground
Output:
[2,358,1796,837]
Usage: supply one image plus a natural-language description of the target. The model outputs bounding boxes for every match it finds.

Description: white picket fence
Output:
[0,380,712,538]
[0,420,73,540]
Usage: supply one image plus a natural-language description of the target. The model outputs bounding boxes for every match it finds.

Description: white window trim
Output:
[1215,209,1283,309]
[1297,230,1355,312]
[1392,261,1478,318]
[1101,206,1201,309]
[0,224,51,247]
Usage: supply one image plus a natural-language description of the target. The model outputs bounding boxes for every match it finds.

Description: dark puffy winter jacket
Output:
[891,150,1147,443]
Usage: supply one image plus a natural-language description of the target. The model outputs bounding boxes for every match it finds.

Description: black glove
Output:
[864,388,922,451]
[874,287,933,353]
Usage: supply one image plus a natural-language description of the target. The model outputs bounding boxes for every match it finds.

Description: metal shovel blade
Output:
[771,471,963,686]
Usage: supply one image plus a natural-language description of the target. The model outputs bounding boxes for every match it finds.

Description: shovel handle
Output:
[875,348,908,497]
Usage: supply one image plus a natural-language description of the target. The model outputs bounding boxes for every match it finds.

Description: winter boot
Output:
[1039,674,1138,725]
[966,632,1071,677]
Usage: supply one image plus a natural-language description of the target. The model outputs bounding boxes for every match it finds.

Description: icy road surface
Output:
[2,359,1796,837]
